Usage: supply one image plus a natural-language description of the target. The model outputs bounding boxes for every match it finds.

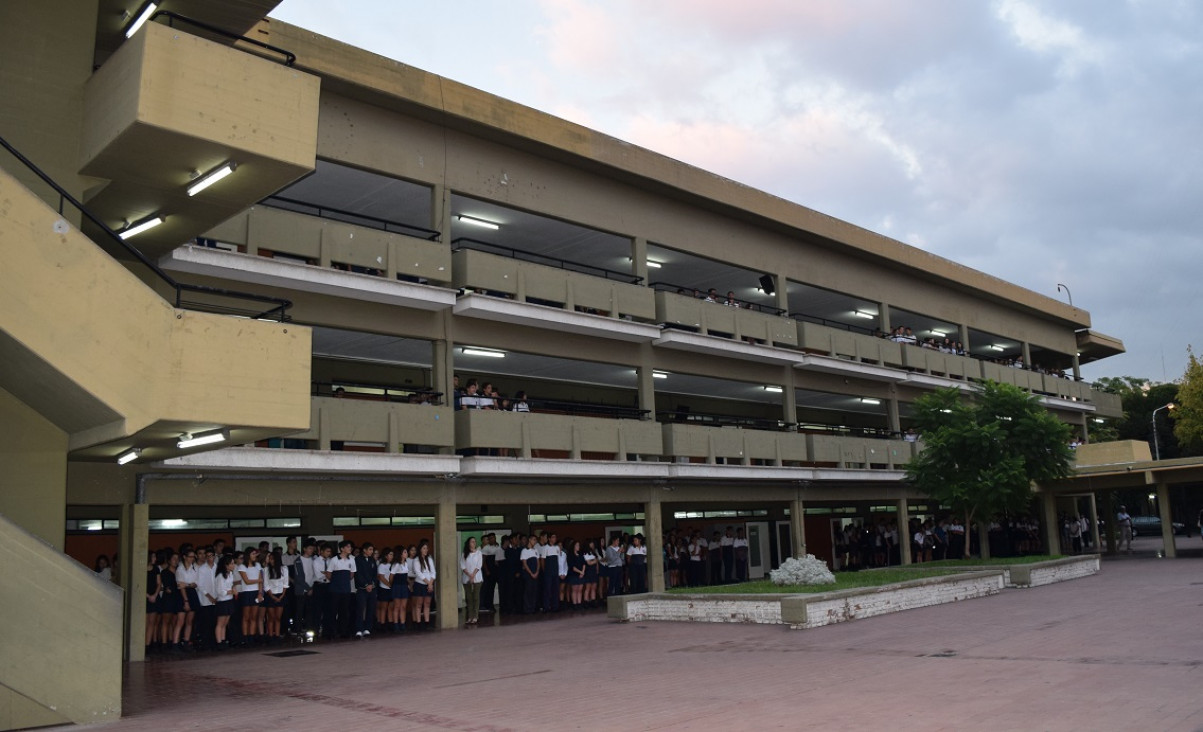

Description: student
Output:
[479,533,501,614]
[158,550,181,651]
[603,535,624,597]
[626,534,647,594]
[262,550,289,642]
[328,540,356,638]
[354,543,378,638]
[235,548,263,645]
[213,555,236,649]
[375,547,395,631]
[720,527,735,583]
[94,554,112,581]
[461,537,483,625]
[195,547,217,650]
[411,541,436,629]
[707,532,723,585]
[733,528,749,582]
[292,539,317,636]
[144,552,161,653]
[566,540,586,609]
[520,535,540,614]
[389,547,411,632]
[174,548,200,650]
[540,533,562,612]
[582,540,600,608]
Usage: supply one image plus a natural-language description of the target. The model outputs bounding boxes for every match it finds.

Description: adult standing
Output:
[520,535,541,614]
[1117,506,1134,554]
[720,527,735,583]
[626,534,648,594]
[480,533,501,614]
[540,533,562,612]
[603,535,625,596]
[411,540,436,629]
[354,542,378,638]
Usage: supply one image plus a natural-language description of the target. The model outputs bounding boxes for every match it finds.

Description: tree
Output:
[1174,346,1203,454]
[905,381,1074,558]
[1090,375,1180,457]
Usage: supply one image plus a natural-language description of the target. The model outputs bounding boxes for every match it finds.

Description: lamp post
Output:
[1056,283,1073,307]
[1152,403,1175,460]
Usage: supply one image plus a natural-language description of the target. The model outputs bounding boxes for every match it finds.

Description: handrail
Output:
[151,10,296,67]
[313,381,444,404]
[790,311,878,336]
[531,399,647,420]
[649,281,786,316]
[656,410,795,432]
[796,423,904,440]
[262,195,442,241]
[0,134,292,321]
[452,237,643,284]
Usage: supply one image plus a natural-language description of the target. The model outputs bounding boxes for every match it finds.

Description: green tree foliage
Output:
[1173,346,1203,454]
[905,381,1074,558]
[1090,375,1180,456]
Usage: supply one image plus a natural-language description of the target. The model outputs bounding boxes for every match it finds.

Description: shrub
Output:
[769,555,836,586]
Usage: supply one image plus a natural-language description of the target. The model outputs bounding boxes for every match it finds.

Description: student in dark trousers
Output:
[354,543,378,638]
[626,534,648,594]
[480,533,499,613]
[721,527,735,583]
[520,535,540,614]
[501,534,521,614]
[541,533,562,612]
[328,540,356,638]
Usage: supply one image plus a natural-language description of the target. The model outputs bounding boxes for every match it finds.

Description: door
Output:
[746,521,771,579]
[775,521,792,565]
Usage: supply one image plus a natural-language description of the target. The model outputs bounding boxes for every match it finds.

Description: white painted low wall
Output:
[782,572,1005,629]
[613,595,784,624]
[1007,555,1099,587]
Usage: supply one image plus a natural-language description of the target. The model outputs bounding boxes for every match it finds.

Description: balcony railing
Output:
[455,408,662,459]
[653,288,798,346]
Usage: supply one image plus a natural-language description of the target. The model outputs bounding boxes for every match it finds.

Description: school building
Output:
[0,1,1127,728]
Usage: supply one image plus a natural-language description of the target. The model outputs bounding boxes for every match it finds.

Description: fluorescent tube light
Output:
[456,215,500,230]
[646,260,662,269]
[853,310,875,319]
[763,385,783,393]
[117,448,141,465]
[860,398,881,405]
[930,330,947,337]
[652,371,668,379]
[177,429,228,449]
[119,216,164,240]
[988,344,1006,352]
[124,2,158,38]
[187,162,237,196]
[462,347,505,358]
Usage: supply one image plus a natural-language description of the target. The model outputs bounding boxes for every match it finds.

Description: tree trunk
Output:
[964,509,973,559]
[978,520,991,560]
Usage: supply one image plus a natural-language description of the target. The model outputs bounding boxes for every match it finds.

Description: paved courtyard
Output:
[107,540,1203,731]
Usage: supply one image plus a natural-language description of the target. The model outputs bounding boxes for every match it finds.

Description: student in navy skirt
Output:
[157,550,181,651]
[566,540,586,609]
[262,550,289,642]
[582,541,599,608]
[145,551,162,652]
[410,541,436,629]
[173,548,200,650]
[213,555,236,649]
[391,547,411,632]
[375,547,395,631]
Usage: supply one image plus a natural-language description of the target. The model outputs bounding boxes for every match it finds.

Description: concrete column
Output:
[1100,491,1117,555]
[1021,342,1032,369]
[773,273,789,314]
[120,502,149,662]
[435,491,460,628]
[637,347,656,420]
[1088,493,1101,552]
[1157,482,1176,558]
[958,324,971,353]
[1079,414,1090,445]
[646,489,665,592]
[782,367,797,425]
[879,303,891,333]
[631,237,648,284]
[886,397,901,433]
[789,498,806,559]
[1071,353,1081,381]
[432,184,452,238]
[897,498,911,565]
[1041,491,1060,555]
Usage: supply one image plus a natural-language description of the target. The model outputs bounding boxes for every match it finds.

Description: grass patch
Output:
[667,568,969,595]
[904,555,1062,568]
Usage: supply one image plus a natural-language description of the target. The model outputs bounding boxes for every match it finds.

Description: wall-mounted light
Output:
[763,385,783,393]
[177,429,228,449]
[119,215,164,240]
[652,371,668,379]
[860,398,881,405]
[462,347,505,358]
[853,310,876,319]
[187,162,237,197]
[117,448,141,465]
[124,1,158,38]
[456,215,500,230]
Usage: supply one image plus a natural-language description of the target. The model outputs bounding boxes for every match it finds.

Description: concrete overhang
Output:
[653,330,805,365]
[161,245,457,311]
[795,354,907,382]
[904,373,976,391]
[1039,396,1096,414]
[1076,329,1126,365]
[453,293,663,342]
[158,446,463,475]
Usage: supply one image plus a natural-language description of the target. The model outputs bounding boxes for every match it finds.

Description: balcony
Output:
[80,21,320,256]
[451,245,660,342]
[454,408,662,460]
[164,205,457,311]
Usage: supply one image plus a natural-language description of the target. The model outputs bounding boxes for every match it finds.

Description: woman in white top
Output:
[94,554,112,582]
[460,537,484,625]
[261,550,290,641]
[411,540,437,629]
[375,547,394,631]
[390,547,411,632]
[213,555,236,648]
[174,548,200,649]
[237,548,264,644]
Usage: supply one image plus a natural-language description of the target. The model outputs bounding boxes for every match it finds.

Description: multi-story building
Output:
[0,1,1123,726]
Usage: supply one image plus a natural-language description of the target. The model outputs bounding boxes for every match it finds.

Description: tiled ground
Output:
[100,536,1203,731]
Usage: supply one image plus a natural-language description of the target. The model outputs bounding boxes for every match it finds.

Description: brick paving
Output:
[101,537,1203,731]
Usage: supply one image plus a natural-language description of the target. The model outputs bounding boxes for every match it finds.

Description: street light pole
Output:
[1152,403,1175,460]
[1056,283,1073,308]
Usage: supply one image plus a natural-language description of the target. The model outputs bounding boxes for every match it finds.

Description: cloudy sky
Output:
[273,0,1199,383]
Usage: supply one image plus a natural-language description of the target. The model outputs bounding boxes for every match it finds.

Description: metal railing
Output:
[790,311,878,336]
[314,381,444,405]
[151,10,296,66]
[262,195,442,241]
[452,238,643,284]
[0,134,292,321]
[650,282,786,315]
[656,410,795,432]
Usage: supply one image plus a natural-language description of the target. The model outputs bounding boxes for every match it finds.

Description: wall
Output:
[0,388,68,549]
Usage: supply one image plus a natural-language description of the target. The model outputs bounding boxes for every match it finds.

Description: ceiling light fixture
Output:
[177,429,228,449]
[853,310,876,319]
[462,347,505,358]
[456,215,500,230]
[187,162,237,196]
[646,260,662,269]
[124,1,158,38]
[860,398,881,405]
[988,344,1006,352]
[117,448,141,465]
[119,215,164,240]
[652,371,668,379]
[930,330,947,337]
[763,385,783,393]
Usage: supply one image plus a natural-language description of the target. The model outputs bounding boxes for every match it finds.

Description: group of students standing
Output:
[661,526,750,588]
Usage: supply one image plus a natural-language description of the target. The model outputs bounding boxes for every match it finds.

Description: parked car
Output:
[1130,515,1187,536]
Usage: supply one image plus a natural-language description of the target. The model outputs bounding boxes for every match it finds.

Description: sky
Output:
[272,0,1201,383]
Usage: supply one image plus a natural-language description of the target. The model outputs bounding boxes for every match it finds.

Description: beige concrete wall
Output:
[0,512,122,728]
[1074,440,1152,467]
[0,388,67,549]
[293,397,454,449]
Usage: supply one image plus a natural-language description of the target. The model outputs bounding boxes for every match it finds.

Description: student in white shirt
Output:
[195,548,217,650]
[733,529,749,582]
[520,535,541,614]
[625,534,648,594]
[461,537,484,625]
[174,548,201,650]
[390,547,412,632]
[213,555,236,648]
[411,541,437,629]
[312,543,333,639]
[237,548,264,644]
[539,533,563,612]
[262,550,290,642]
[376,547,395,631]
